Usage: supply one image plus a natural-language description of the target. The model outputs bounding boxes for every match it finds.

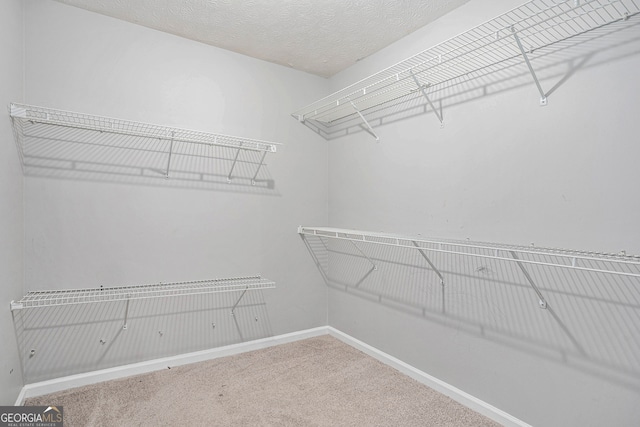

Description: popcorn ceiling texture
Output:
[53,0,470,77]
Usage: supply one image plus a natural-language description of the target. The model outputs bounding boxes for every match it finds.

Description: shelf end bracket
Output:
[511,27,547,106]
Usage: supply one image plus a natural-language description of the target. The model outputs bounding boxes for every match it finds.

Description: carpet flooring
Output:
[26,335,501,426]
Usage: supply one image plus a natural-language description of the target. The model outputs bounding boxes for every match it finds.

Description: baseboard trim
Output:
[16,325,529,426]
[327,327,531,427]
[13,387,27,407]
[17,326,328,404]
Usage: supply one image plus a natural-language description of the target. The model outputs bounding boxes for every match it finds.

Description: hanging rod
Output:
[292,0,640,135]
[298,226,640,278]
[10,275,275,311]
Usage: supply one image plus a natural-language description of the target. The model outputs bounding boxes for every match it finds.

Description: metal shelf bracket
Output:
[231,287,249,315]
[349,99,380,142]
[165,131,174,179]
[251,151,268,186]
[123,296,131,330]
[510,251,548,309]
[409,70,444,124]
[351,241,377,270]
[413,240,446,313]
[511,27,548,106]
[412,241,445,286]
[227,144,243,183]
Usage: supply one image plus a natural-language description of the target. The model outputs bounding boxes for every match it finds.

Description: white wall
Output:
[326,0,640,426]
[0,0,25,405]
[20,0,329,382]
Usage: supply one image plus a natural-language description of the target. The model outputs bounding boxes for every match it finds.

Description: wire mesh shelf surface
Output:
[9,103,281,186]
[10,275,276,310]
[10,103,280,152]
[292,0,640,130]
[298,226,640,278]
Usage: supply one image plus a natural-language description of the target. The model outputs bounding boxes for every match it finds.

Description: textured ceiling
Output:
[53,0,470,77]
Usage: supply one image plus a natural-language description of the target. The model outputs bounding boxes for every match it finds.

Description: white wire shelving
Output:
[298,226,640,309]
[11,275,275,327]
[292,0,640,140]
[9,103,281,185]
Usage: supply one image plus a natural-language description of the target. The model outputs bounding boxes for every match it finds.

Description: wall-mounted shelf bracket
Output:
[165,132,174,179]
[351,241,377,270]
[413,240,446,313]
[511,27,548,106]
[349,99,380,142]
[510,251,548,309]
[412,241,445,285]
[227,143,243,183]
[231,287,249,316]
[122,296,131,330]
[409,70,444,124]
[251,151,268,186]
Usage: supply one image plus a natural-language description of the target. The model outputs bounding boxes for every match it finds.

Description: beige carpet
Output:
[26,335,500,426]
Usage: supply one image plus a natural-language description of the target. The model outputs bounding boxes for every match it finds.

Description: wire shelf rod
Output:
[292,0,640,127]
[311,7,631,124]
[10,275,275,311]
[298,227,640,278]
[19,115,276,153]
[10,103,281,153]
[300,227,639,265]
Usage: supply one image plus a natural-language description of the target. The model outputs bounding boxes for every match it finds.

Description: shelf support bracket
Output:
[231,287,249,315]
[511,27,548,106]
[227,144,243,183]
[409,70,443,124]
[412,241,445,286]
[510,251,548,309]
[413,241,445,313]
[351,241,377,271]
[165,132,174,179]
[123,296,131,330]
[349,99,380,142]
[251,151,268,186]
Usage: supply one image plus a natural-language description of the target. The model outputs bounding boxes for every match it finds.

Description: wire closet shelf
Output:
[10,275,276,311]
[9,103,281,183]
[298,226,640,279]
[292,0,640,136]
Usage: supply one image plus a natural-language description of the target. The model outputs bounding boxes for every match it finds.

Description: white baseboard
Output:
[16,326,328,405]
[13,387,27,407]
[16,325,529,426]
[327,327,531,427]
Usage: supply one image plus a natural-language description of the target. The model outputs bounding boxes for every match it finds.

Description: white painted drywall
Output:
[0,0,25,405]
[326,0,640,426]
[21,0,329,382]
